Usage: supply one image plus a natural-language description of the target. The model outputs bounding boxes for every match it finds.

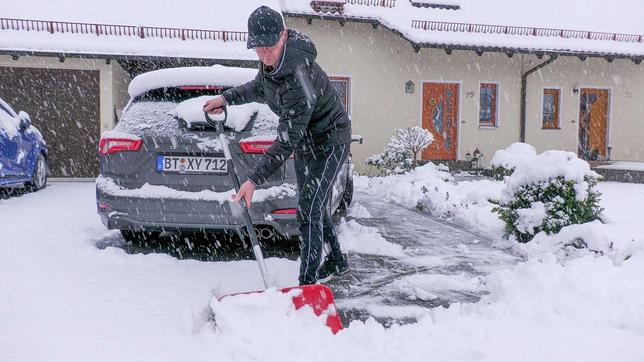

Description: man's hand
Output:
[232,180,256,208]
[203,96,227,114]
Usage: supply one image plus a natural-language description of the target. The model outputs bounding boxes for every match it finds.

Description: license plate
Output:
[156,155,227,174]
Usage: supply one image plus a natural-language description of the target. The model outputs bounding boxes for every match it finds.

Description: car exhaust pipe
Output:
[260,227,274,239]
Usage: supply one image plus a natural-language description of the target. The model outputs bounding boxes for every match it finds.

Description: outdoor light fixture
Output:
[572,87,579,94]
[405,80,415,94]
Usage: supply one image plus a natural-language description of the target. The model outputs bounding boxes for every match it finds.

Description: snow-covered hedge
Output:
[366,126,433,175]
[489,142,537,180]
[492,146,603,243]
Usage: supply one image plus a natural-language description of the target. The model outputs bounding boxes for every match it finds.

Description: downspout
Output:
[520,55,558,142]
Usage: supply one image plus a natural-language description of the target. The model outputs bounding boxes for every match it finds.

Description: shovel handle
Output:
[204,106,227,132]
[205,108,271,288]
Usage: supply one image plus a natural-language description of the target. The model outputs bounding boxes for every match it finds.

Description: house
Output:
[1,0,643,177]
[282,0,644,172]
[0,0,273,177]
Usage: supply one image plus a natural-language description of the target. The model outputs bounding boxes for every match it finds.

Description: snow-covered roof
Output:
[282,0,644,58]
[3,1,642,59]
[1,0,280,60]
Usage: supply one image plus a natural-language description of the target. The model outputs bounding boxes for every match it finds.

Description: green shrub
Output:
[492,176,603,242]
[491,166,514,181]
[366,148,412,176]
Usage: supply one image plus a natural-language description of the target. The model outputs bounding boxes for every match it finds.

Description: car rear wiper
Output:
[176,117,235,132]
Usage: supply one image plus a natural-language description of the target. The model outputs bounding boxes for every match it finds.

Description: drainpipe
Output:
[520,55,558,142]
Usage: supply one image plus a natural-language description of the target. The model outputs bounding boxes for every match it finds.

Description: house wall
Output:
[285,18,524,172]
[526,57,644,161]
[285,17,644,173]
[111,61,132,126]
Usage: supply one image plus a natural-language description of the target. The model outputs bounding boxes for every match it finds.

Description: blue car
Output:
[0,97,48,191]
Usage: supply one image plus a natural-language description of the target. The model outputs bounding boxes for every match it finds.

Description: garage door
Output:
[0,67,100,178]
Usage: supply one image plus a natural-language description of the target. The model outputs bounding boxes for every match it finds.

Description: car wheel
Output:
[336,174,353,216]
[120,230,161,244]
[26,153,47,192]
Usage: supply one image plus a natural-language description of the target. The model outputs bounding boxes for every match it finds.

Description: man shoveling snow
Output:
[204,6,352,286]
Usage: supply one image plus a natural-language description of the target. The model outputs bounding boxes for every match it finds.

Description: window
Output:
[542,88,561,129]
[329,76,351,115]
[479,83,498,127]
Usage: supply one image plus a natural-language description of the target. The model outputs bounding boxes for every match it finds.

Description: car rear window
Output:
[116,87,279,138]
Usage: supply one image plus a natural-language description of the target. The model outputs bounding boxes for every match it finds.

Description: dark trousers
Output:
[294,143,349,285]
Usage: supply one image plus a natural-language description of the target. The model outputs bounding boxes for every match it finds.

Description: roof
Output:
[282,0,644,58]
[2,1,643,60]
[0,0,280,60]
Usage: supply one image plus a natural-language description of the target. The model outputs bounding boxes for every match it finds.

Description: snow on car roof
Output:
[128,65,258,99]
[0,108,20,139]
[0,98,17,117]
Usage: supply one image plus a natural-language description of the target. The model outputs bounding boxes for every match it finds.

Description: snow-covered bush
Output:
[492,147,603,243]
[489,142,537,180]
[367,126,433,175]
[366,147,412,176]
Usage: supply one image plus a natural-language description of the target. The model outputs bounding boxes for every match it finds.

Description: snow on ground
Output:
[356,162,505,239]
[338,218,405,257]
[1,176,644,361]
[347,202,372,219]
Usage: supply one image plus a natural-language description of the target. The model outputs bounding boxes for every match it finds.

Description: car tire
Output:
[120,230,161,244]
[335,174,353,216]
[26,153,47,192]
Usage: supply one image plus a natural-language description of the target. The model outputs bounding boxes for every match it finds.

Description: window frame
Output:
[329,75,352,116]
[541,87,561,130]
[478,82,499,128]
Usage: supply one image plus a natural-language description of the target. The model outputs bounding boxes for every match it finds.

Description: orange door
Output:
[421,82,459,160]
[578,88,609,160]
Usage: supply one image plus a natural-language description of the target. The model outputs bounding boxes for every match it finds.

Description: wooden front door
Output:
[422,82,459,160]
[578,88,609,160]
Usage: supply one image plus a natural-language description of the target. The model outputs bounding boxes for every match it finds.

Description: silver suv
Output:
[96,66,353,244]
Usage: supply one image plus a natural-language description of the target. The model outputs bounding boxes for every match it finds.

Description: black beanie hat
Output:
[246,6,285,49]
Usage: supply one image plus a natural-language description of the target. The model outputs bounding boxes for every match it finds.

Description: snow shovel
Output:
[204,108,343,334]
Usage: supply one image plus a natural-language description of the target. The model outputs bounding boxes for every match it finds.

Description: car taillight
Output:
[239,140,294,159]
[98,138,143,155]
[272,208,297,215]
[179,86,225,90]
[239,140,273,154]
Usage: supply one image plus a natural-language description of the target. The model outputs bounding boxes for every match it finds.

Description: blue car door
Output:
[14,124,35,176]
[0,116,19,178]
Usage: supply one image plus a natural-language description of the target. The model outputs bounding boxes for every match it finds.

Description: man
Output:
[203,6,351,286]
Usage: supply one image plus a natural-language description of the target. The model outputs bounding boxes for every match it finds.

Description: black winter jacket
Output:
[221,29,352,186]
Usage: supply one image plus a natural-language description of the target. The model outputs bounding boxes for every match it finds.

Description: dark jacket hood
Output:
[265,29,317,79]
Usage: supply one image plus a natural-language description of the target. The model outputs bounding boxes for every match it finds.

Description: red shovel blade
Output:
[220,284,343,334]
[281,284,344,334]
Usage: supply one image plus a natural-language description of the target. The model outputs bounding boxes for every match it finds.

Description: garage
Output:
[0,67,100,178]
